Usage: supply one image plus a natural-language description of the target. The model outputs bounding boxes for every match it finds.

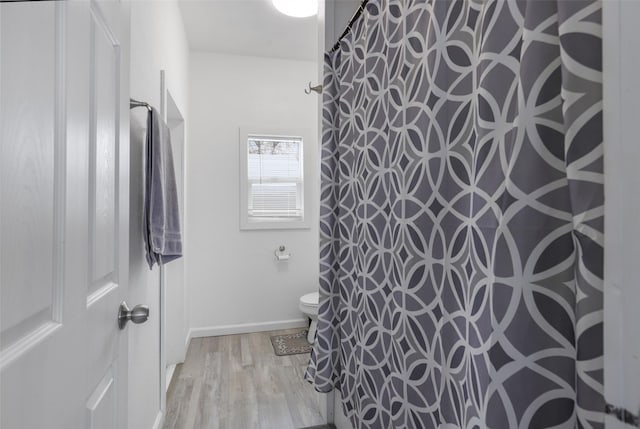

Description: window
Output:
[240,129,311,230]
[248,136,302,218]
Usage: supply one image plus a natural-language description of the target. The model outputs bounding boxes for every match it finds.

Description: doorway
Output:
[160,74,188,407]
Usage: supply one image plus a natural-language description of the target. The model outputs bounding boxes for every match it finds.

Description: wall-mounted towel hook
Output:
[305,82,323,95]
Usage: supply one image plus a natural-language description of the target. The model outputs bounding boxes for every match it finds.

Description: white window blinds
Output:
[247,135,303,219]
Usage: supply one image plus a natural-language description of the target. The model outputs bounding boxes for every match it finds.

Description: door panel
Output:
[0,0,62,365]
[86,368,117,429]
[90,4,118,287]
[1,4,86,427]
[0,2,130,428]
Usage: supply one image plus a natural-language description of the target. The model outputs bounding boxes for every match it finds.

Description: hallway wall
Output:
[186,52,319,337]
[129,2,190,428]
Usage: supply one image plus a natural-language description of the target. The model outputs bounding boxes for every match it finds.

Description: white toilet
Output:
[299,291,319,344]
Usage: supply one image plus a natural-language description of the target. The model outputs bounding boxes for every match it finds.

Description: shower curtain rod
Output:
[330,0,370,53]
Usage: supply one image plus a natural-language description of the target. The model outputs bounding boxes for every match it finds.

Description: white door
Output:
[0,1,131,428]
[603,1,640,428]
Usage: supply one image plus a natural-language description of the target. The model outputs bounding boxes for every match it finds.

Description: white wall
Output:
[187,52,319,336]
[129,2,189,428]
[325,0,360,48]
[603,1,640,427]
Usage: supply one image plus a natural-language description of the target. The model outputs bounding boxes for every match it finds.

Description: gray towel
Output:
[143,106,182,268]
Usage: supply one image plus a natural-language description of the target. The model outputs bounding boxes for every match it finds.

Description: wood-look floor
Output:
[163,329,327,429]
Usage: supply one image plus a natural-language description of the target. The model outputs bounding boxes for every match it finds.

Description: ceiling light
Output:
[272,0,318,18]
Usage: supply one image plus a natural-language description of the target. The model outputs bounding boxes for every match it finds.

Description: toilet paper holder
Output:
[274,245,291,261]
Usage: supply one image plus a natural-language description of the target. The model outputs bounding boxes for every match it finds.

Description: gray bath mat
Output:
[270,330,312,356]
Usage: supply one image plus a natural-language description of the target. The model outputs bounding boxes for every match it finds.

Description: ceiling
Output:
[178,0,319,61]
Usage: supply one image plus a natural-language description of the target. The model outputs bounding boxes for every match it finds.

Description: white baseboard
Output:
[333,390,354,429]
[325,390,335,423]
[184,330,190,354]
[166,364,177,392]
[151,410,164,429]
[188,318,307,340]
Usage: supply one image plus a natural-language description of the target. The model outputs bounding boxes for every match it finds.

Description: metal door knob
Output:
[118,301,149,329]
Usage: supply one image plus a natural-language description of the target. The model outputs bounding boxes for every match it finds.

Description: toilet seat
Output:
[300,292,319,309]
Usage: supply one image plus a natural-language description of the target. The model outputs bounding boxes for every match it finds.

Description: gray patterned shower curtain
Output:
[306,0,604,428]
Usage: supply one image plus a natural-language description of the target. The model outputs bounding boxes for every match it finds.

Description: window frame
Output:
[239,127,312,230]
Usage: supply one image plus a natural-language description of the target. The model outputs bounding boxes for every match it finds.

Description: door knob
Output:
[118,301,149,329]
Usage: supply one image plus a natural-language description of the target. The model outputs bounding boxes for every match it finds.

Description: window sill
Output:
[240,218,311,231]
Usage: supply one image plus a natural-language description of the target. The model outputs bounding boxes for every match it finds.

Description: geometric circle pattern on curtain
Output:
[306,1,604,428]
